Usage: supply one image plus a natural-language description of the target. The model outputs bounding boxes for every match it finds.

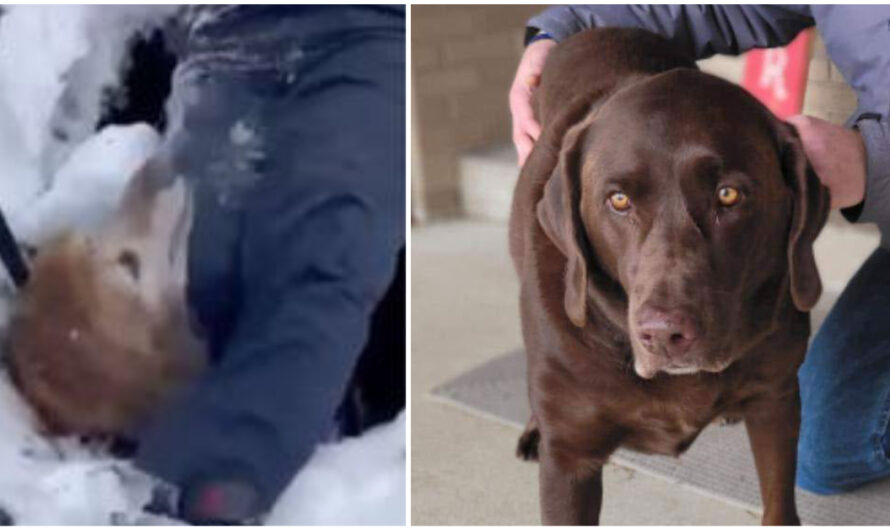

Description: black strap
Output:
[0,208,28,288]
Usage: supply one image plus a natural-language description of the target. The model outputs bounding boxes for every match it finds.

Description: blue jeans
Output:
[797,246,890,493]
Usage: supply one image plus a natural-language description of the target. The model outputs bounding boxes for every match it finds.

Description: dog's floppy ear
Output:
[779,122,830,312]
[536,117,596,327]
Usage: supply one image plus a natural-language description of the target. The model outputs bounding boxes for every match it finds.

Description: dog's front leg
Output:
[539,445,603,525]
[744,392,801,525]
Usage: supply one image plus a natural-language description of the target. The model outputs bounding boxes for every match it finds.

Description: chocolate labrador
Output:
[510,28,829,525]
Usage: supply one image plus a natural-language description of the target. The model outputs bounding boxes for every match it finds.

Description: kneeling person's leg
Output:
[798,247,890,493]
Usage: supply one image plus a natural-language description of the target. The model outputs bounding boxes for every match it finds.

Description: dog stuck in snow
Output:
[6,156,206,437]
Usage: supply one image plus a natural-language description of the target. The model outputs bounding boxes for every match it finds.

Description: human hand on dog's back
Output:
[509,38,555,167]
[787,114,866,209]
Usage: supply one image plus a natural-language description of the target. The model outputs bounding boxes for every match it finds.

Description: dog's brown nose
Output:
[637,308,700,359]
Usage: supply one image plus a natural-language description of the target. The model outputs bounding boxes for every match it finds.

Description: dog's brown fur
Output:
[7,157,205,437]
[510,29,829,525]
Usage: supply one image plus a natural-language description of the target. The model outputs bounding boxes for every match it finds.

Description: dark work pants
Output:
[134,6,405,512]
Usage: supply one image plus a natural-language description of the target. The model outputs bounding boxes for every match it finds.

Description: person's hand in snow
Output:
[509,38,556,167]
[140,478,262,525]
[176,479,264,525]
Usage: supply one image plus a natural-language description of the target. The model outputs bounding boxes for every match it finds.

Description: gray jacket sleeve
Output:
[810,6,890,239]
[853,119,890,238]
[527,5,814,58]
[529,5,890,241]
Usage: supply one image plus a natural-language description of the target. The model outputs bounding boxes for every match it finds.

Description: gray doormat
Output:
[432,350,890,525]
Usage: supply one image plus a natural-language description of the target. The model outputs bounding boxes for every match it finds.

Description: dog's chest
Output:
[620,390,724,456]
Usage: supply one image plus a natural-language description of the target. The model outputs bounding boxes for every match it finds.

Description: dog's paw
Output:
[516,425,540,461]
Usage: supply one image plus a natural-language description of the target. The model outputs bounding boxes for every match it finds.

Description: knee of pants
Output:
[797,331,888,493]
[796,450,890,495]
[796,247,890,493]
[797,374,890,494]
[797,425,869,494]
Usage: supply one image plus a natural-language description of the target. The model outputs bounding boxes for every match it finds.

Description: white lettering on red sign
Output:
[758,48,789,102]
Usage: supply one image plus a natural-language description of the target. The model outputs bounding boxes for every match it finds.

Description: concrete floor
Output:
[411,216,879,525]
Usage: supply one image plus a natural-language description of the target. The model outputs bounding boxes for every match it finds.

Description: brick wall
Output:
[412,5,544,219]
[802,35,857,125]
[412,9,860,220]
[698,34,857,125]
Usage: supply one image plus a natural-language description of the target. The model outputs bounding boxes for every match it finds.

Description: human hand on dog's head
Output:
[786,114,866,210]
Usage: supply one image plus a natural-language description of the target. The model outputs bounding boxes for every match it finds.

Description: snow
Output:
[0,380,405,525]
[0,5,178,224]
[266,413,407,526]
[0,5,405,525]
[13,123,162,246]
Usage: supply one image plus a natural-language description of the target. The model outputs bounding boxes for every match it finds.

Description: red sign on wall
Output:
[741,30,813,120]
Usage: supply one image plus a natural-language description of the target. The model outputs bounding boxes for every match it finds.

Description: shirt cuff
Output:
[525,29,553,46]
[847,118,890,240]
[527,7,587,42]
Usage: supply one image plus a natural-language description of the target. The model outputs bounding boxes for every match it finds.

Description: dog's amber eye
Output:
[717,186,740,207]
[608,192,631,212]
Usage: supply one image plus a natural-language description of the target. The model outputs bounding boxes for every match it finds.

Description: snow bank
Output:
[13,123,161,246]
[267,412,407,525]
[0,5,405,525]
[0,373,405,525]
[0,6,177,227]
